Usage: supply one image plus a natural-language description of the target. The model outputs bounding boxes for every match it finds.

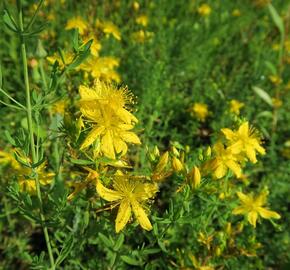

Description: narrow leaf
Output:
[252,86,273,107]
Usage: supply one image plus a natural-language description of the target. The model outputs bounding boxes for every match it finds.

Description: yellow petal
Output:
[238,122,249,137]
[96,180,122,202]
[232,206,247,215]
[248,211,258,227]
[226,160,242,178]
[221,128,236,141]
[118,108,138,124]
[101,130,115,159]
[237,192,253,205]
[80,126,105,150]
[121,131,141,144]
[254,191,268,206]
[245,146,257,163]
[131,200,152,231]
[257,207,281,220]
[79,85,97,100]
[115,200,132,233]
[228,141,243,154]
[214,164,227,179]
[253,140,266,155]
[113,137,128,156]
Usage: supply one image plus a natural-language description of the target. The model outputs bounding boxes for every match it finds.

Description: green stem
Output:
[18,2,55,269]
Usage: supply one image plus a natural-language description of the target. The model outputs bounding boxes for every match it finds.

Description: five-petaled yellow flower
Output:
[221,122,265,163]
[96,175,158,232]
[191,103,209,122]
[205,142,242,179]
[65,16,88,35]
[198,4,212,16]
[229,99,244,115]
[79,80,141,159]
[233,191,281,228]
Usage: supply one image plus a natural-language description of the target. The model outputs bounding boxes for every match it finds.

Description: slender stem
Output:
[18,2,55,269]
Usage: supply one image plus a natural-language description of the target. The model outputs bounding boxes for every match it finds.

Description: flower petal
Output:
[232,206,246,215]
[248,211,258,228]
[245,145,257,163]
[80,126,105,150]
[115,200,132,233]
[214,164,227,179]
[238,122,249,137]
[120,131,141,144]
[237,192,253,205]
[96,180,122,202]
[221,128,236,141]
[131,200,152,231]
[226,160,242,178]
[257,207,281,220]
[101,130,115,159]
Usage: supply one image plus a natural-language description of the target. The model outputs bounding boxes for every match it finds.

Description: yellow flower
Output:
[96,176,158,232]
[191,103,209,122]
[269,75,282,85]
[65,16,88,35]
[47,52,74,69]
[79,81,140,159]
[198,232,214,250]
[205,142,242,179]
[132,1,140,11]
[198,4,211,16]
[50,99,67,115]
[285,40,290,53]
[136,15,148,27]
[272,98,282,108]
[18,163,54,194]
[229,99,244,115]
[233,191,281,227]
[232,9,241,17]
[101,21,121,40]
[131,30,153,43]
[0,150,20,170]
[83,36,102,57]
[81,56,121,83]
[221,122,265,163]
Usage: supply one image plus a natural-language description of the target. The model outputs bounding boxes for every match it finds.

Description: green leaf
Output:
[5,130,16,146]
[69,158,94,165]
[142,248,160,255]
[157,240,167,252]
[98,233,113,248]
[268,4,284,36]
[0,63,2,88]
[120,255,142,266]
[256,111,273,119]
[264,61,277,75]
[3,9,18,32]
[67,39,93,70]
[113,234,124,251]
[252,86,273,107]
[55,235,74,267]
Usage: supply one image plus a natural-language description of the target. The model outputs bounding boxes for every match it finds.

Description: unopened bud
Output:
[155,151,169,173]
[188,166,201,188]
[172,156,183,172]
[172,146,180,157]
[153,146,160,157]
[206,146,211,157]
[133,1,140,11]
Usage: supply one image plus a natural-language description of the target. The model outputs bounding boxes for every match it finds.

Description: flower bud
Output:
[155,151,169,173]
[172,156,183,172]
[188,166,201,188]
